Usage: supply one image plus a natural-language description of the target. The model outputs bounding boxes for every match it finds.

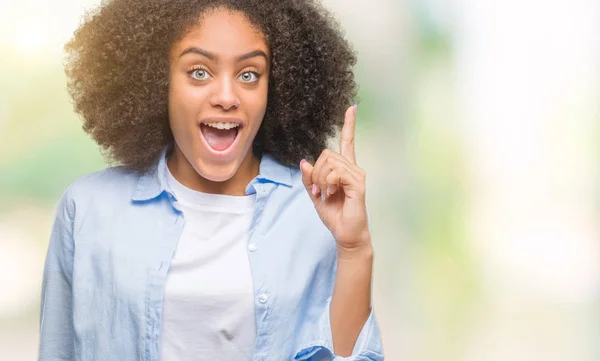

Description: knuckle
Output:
[343,137,354,146]
[311,173,319,183]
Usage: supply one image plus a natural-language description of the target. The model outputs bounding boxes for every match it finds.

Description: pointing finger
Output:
[340,104,357,165]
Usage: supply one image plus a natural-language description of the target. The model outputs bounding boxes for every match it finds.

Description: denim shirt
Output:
[38,145,383,361]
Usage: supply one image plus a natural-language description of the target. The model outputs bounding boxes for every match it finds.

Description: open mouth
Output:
[199,121,242,153]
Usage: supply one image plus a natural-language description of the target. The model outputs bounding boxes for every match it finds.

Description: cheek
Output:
[245,83,269,118]
[168,75,185,118]
[168,76,205,122]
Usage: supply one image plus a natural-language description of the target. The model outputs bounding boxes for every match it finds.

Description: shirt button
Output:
[248,243,258,252]
[258,294,268,304]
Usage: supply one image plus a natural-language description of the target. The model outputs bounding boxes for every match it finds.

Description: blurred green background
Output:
[1,0,599,360]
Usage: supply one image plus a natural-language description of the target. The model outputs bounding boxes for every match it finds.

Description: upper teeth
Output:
[203,122,240,130]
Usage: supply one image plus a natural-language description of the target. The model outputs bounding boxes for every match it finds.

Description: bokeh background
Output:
[1,0,599,360]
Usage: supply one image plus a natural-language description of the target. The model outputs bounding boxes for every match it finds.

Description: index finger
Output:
[340,104,357,164]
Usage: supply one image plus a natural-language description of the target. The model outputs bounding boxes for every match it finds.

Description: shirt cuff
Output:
[294,297,384,361]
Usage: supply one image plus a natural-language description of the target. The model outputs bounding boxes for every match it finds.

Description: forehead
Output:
[172,8,269,59]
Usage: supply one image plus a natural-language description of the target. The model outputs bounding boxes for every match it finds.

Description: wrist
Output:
[336,241,373,262]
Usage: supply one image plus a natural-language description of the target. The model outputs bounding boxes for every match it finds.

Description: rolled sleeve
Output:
[294,297,384,361]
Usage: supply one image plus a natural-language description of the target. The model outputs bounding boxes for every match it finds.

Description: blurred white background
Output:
[0,0,599,360]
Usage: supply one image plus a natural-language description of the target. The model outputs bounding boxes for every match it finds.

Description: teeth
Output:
[202,122,240,130]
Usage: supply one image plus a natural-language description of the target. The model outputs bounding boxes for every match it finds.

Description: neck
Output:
[166,145,260,196]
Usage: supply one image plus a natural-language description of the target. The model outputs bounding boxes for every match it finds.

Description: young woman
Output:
[38,0,383,360]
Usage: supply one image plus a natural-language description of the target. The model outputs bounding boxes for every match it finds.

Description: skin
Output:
[167,8,373,357]
[167,9,270,196]
[300,105,373,356]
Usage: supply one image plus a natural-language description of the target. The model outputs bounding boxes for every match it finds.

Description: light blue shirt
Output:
[38,145,383,361]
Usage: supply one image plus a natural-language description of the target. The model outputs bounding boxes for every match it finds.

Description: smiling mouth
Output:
[199,123,241,152]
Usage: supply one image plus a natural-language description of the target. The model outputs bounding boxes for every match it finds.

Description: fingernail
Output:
[326,185,332,196]
[300,159,306,167]
[321,190,326,201]
[312,184,318,195]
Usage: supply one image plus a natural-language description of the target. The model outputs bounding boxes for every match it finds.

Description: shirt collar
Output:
[132,144,293,201]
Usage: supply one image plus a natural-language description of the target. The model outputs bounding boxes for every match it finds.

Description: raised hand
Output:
[300,104,371,253]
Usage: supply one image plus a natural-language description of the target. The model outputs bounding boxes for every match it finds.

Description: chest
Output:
[70,190,338,356]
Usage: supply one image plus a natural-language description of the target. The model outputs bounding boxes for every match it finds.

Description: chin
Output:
[192,158,240,183]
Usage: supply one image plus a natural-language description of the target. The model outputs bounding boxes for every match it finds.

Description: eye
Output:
[190,68,211,81]
[239,71,259,83]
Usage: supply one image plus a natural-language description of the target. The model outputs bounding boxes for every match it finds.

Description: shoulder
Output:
[276,165,333,235]
[278,165,308,202]
[67,165,138,198]
[58,166,141,216]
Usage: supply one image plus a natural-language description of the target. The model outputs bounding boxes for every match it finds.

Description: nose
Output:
[209,76,240,110]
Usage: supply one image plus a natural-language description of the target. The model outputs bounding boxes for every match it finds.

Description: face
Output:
[168,8,270,185]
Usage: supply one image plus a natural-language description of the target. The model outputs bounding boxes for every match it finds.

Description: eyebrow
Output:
[179,47,269,62]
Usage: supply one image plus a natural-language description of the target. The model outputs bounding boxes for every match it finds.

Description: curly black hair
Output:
[64,0,358,172]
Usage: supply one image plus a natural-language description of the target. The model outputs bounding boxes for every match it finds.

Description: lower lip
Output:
[197,124,242,159]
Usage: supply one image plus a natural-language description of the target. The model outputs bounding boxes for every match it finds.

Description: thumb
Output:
[299,159,315,194]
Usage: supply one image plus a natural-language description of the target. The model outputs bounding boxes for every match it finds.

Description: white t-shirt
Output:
[159,167,257,361]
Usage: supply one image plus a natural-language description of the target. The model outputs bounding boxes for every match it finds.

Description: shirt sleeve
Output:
[294,297,384,361]
[38,187,76,361]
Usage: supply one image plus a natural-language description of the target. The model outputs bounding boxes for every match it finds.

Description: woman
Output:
[39,0,383,360]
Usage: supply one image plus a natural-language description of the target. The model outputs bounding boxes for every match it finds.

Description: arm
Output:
[293,241,383,361]
[38,188,76,361]
[330,243,374,357]
[297,105,383,360]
